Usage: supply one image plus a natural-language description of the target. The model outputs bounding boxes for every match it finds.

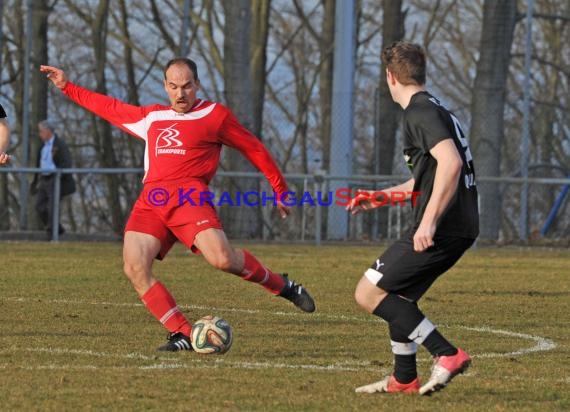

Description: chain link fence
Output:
[1,168,569,245]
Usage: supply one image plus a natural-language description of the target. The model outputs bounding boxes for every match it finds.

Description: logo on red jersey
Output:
[155,124,187,156]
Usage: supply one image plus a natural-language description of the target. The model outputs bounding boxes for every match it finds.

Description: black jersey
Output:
[402,91,479,239]
[0,103,6,118]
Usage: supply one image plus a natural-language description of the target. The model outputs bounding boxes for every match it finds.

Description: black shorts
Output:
[364,235,475,302]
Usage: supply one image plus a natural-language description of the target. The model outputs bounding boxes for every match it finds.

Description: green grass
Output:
[0,242,569,411]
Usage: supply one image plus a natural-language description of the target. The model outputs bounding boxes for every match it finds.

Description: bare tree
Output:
[470,0,517,240]
[1,0,568,242]
[375,0,406,239]
[376,0,405,177]
[62,0,126,235]
[113,0,145,208]
[265,1,340,175]
[27,0,52,229]
[501,1,570,239]
[291,0,335,173]
[220,0,265,238]
[30,0,50,145]
[250,0,271,137]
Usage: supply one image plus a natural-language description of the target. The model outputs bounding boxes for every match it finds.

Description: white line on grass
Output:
[460,326,557,357]
[0,361,389,373]
[2,296,557,361]
[4,347,378,372]
[2,361,569,385]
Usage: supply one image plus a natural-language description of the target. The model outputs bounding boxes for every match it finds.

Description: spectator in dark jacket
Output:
[31,120,76,239]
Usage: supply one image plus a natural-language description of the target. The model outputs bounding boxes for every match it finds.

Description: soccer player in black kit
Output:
[346,41,479,395]
[0,103,10,164]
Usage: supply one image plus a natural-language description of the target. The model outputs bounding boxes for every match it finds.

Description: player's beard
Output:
[174,98,190,113]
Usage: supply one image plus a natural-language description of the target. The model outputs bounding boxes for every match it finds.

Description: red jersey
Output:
[63,82,288,197]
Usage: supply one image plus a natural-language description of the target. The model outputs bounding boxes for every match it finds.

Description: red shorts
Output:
[124,182,223,259]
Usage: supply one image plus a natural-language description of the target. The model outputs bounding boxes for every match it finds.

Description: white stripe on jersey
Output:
[122,103,217,141]
[122,102,217,181]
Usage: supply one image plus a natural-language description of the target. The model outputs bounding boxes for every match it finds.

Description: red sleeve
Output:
[62,82,146,138]
[218,110,289,198]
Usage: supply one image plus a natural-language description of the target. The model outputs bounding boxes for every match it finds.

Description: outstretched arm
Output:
[41,65,147,138]
[40,65,68,90]
[346,178,415,215]
[219,112,291,219]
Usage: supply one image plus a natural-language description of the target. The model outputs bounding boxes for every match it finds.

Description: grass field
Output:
[1,241,569,411]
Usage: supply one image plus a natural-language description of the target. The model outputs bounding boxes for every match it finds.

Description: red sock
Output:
[240,250,286,295]
[141,281,192,337]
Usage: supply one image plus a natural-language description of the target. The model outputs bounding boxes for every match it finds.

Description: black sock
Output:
[393,354,417,383]
[373,294,424,333]
[422,330,457,357]
[373,293,456,357]
[389,324,417,383]
[389,325,418,383]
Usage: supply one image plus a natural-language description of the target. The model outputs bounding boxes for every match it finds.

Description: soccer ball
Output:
[191,315,233,354]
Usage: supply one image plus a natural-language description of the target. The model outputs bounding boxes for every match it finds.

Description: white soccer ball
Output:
[191,315,233,354]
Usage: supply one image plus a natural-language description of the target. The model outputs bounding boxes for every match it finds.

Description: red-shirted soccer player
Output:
[40,58,315,352]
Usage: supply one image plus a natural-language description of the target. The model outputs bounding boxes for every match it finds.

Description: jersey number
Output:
[450,113,476,188]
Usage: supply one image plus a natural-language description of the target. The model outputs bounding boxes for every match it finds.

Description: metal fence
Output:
[1,167,569,244]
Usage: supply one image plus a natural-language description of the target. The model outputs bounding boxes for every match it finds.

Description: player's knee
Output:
[354,283,387,313]
[123,260,153,294]
[209,252,234,272]
[354,288,371,312]
[123,259,145,279]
